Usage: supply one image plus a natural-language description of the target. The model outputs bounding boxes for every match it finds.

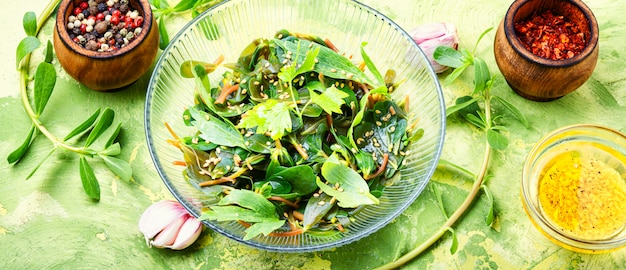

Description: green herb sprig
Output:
[376,27,529,269]
[11,0,132,201]
[149,0,224,49]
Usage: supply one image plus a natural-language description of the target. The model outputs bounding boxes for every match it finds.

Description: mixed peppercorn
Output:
[514,10,587,60]
[66,0,144,52]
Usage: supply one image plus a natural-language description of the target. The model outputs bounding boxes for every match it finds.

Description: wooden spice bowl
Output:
[53,0,159,91]
[494,0,599,101]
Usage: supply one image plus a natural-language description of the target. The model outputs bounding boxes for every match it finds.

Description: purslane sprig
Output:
[376,27,529,269]
[149,0,224,49]
[11,0,132,201]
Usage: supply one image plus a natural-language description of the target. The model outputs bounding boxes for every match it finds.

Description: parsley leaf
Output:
[237,99,292,140]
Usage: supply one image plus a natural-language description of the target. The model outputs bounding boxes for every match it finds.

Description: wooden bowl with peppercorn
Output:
[53,0,159,91]
[494,0,599,101]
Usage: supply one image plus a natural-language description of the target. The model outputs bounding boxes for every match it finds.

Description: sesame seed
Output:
[376,121,382,126]
[330,68,337,73]
[375,110,381,114]
[389,106,396,115]
[318,200,326,206]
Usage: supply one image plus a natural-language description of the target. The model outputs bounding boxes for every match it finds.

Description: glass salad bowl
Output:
[145,0,445,252]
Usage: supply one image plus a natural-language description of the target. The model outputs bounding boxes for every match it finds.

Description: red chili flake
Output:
[514,10,587,60]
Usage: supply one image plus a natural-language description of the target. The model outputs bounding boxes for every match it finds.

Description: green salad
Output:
[169,29,423,240]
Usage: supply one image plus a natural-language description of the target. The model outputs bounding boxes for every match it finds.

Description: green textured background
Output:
[2,0,626,269]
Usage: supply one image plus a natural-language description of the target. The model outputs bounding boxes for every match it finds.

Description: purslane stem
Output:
[375,85,494,270]
[19,0,94,156]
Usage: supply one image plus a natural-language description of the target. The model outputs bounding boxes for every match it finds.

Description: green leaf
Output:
[157,16,169,50]
[319,154,379,208]
[99,142,121,156]
[189,107,246,148]
[16,36,40,69]
[446,96,480,117]
[23,11,37,36]
[433,46,466,69]
[473,27,494,54]
[64,108,100,141]
[491,95,529,128]
[7,125,36,164]
[443,63,469,85]
[237,99,292,140]
[302,192,335,230]
[34,62,56,115]
[79,156,100,201]
[243,220,285,240]
[308,85,348,115]
[473,58,490,95]
[482,185,495,226]
[26,148,56,180]
[85,108,115,147]
[266,165,317,195]
[487,128,508,150]
[431,183,448,219]
[172,0,196,11]
[104,122,122,149]
[44,40,54,63]
[360,42,384,87]
[464,113,486,129]
[274,38,373,85]
[295,46,319,76]
[447,228,459,254]
[99,155,132,182]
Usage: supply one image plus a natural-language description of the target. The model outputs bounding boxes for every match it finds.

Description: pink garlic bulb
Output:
[138,200,203,250]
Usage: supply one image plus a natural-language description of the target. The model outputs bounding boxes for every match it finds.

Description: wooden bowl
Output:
[494,0,599,101]
[53,0,159,91]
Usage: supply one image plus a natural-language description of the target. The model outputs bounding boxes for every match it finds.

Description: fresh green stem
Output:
[375,87,494,270]
[19,0,94,156]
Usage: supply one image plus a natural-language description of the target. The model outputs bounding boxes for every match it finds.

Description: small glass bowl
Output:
[522,124,626,253]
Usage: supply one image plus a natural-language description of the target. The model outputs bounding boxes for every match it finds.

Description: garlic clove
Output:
[166,216,203,250]
[409,22,459,73]
[138,200,183,240]
[149,212,187,248]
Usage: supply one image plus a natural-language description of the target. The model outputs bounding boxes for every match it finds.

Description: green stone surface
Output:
[1,0,626,269]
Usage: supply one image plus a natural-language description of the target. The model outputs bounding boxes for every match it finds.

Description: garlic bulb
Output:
[409,22,459,73]
[138,200,203,250]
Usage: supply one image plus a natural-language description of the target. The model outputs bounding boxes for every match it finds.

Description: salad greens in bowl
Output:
[145,0,445,252]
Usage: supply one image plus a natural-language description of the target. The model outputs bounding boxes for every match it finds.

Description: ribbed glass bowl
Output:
[145,0,445,252]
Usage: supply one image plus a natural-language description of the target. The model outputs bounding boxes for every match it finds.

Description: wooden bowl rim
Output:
[503,0,599,68]
[55,0,154,59]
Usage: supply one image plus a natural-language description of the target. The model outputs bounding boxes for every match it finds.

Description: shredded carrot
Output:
[293,143,309,160]
[269,196,299,208]
[292,210,304,221]
[199,177,236,187]
[238,221,305,237]
[336,222,345,232]
[358,61,366,71]
[215,84,239,105]
[269,228,304,237]
[172,160,186,166]
[403,94,410,113]
[324,38,339,52]
[212,54,225,66]
[365,153,389,180]
[165,122,180,140]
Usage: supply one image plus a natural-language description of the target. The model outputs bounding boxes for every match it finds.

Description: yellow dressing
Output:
[538,150,626,240]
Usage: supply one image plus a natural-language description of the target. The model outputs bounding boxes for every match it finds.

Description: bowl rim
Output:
[521,124,626,252]
[144,0,446,252]
[503,0,599,68]
[54,0,155,59]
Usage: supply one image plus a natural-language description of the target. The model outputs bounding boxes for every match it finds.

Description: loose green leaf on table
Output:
[85,108,115,147]
[33,62,56,116]
[16,36,40,69]
[79,155,101,201]
[99,155,132,182]
[23,11,37,36]
[63,109,101,141]
[44,40,54,63]
[7,125,36,164]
